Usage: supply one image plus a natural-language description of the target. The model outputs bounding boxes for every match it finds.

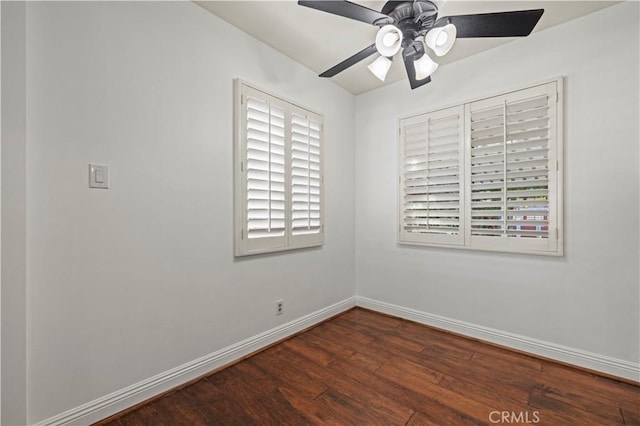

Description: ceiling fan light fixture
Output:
[414,52,438,80]
[367,55,393,81]
[425,23,457,56]
[297,0,544,90]
[375,24,403,57]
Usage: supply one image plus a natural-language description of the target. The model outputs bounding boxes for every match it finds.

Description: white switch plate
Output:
[89,164,109,189]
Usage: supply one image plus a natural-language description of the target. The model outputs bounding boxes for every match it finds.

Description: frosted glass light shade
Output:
[375,25,403,57]
[414,53,438,80]
[368,55,393,81]
[425,24,457,56]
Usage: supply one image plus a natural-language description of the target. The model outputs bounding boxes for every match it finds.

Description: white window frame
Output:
[234,79,324,256]
[398,78,564,256]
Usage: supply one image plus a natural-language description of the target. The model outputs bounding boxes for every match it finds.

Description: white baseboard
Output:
[356,296,640,383]
[35,297,356,426]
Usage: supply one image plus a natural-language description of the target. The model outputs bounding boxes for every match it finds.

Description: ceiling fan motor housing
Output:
[380,0,439,47]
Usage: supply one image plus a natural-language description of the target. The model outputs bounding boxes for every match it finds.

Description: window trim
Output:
[397,77,564,256]
[234,79,324,257]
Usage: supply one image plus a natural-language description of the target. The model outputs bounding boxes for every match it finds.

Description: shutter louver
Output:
[246,96,286,239]
[291,113,322,235]
[469,87,552,240]
[400,106,464,245]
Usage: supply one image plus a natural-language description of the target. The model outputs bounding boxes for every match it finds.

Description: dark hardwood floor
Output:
[100,308,640,425]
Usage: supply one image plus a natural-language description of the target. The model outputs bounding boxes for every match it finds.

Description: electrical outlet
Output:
[276,300,284,316]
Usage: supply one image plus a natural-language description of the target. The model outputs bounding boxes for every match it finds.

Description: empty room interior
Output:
[1,0,639,425]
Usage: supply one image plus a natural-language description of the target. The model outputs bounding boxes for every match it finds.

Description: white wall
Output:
[356,1,639,365]
[21,2,355,423]
[1,2,28,425]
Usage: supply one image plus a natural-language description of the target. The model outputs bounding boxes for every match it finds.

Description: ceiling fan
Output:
[297,0,544,89]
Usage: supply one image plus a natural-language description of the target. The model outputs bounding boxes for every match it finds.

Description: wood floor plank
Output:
[275,387,345,425]
[470,350,543,375]
[621,407,640,425]
[247,349,328,400]
[540,362,640,412]
[528,386,624,424]
[117,404,165,426]
[276,346,415,424]
[363,333,537,404]
[180,377,224,407]
[376,357,443,386]
[346,350,386,372]
[437,374,530,416]
[421,339,475,361]
[422,355,533,405]
[325,355,463,422]
[417,344,541,393]
[207,369,281,423]
[297,330,357,359]
[153,392,210,426]
[318,321,375,346]
[282,336,336,366]
[299,329,387,371]
[180,378,254,425]
[378,333,427,354]
[315,389,408,426]
[185,378,256,425]
[374,363,496,423]
[98,308,640,426]
[529,382,628,423]
[211,362,312,425]
[538,362,640,425]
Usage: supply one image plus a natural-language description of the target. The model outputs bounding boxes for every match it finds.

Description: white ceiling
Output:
[196,0,619,95]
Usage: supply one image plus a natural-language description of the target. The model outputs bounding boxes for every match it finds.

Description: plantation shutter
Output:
[235,80,324,256]
[466,81,559,253]
[290,108,323,246]
[398,79,562,255]
[399,105,465,245]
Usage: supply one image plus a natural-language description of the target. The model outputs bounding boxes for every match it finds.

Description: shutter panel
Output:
[399,106,464,245]
[290,109,323,246]
[505,94,551,238]
[468,102,506,237]
[246,96,286,239]
[291,113,321,234]
[467,82,558,252]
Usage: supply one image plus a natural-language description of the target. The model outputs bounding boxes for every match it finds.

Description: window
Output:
[399,79,563,255]
[234,80,323,256]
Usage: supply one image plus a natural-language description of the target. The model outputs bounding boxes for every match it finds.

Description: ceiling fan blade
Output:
[319,44,378,78]
[437,9,544,38]
[298,0,393,26]
[402,50,431,90]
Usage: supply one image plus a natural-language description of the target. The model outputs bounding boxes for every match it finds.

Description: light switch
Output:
[89,164,109,189]
[94,169,105,184]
